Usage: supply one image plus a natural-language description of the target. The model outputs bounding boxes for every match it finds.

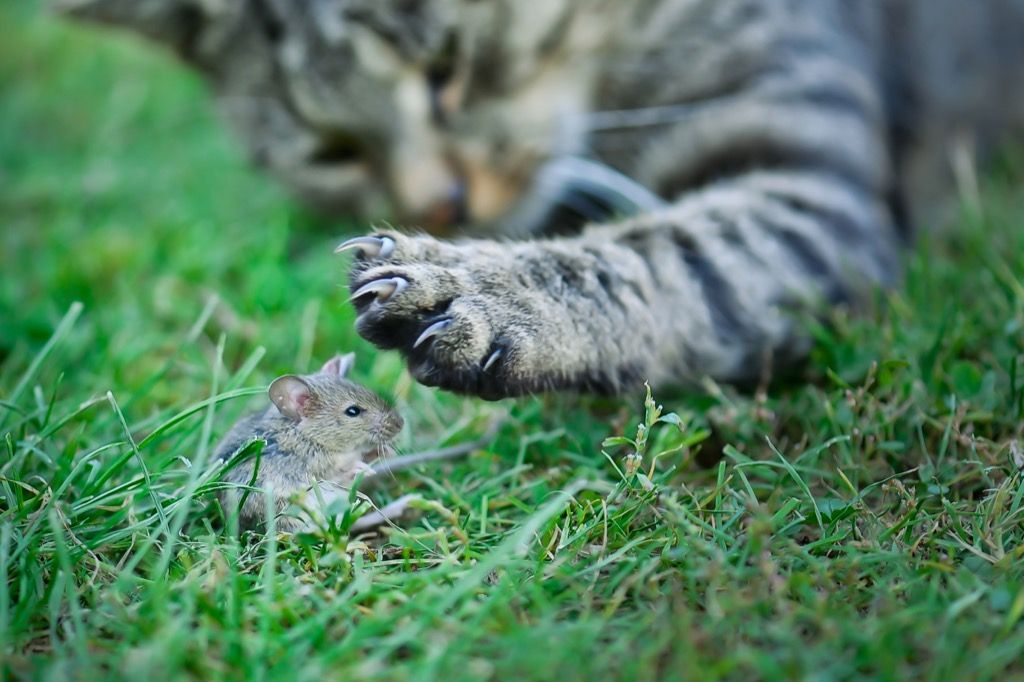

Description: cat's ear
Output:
[268,375,313,421]
[55,0,207,56]
[319,353,355,378]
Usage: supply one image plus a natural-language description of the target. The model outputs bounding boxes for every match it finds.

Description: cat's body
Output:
[66,0,1024,397]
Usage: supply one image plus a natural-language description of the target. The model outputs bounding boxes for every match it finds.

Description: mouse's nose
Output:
[376,412,404,441]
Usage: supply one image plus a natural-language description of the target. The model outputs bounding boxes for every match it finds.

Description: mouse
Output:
[213,353,407,532]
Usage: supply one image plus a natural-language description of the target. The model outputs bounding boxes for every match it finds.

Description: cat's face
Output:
[270,0,599,233]
[68,0,631,233]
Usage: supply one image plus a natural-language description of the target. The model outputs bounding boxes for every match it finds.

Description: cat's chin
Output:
[271,154,666,240]
[277,164,390,220]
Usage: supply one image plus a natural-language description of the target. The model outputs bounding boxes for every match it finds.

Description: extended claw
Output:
[413,318,453,349]
[351,276,408,302]
[482,348,503,372]
[335,236,396,259]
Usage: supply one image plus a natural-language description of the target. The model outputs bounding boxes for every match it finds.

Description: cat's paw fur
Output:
[340,232,525,399]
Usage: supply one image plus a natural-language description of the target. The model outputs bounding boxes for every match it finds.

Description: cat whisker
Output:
[537,156,667,215]
[577,99,722,132]
[517,156,668,231]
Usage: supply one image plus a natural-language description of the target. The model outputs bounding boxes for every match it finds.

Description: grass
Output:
[2,4,1024,680]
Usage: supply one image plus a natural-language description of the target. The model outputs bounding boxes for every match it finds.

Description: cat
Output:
[62,0,1024,399]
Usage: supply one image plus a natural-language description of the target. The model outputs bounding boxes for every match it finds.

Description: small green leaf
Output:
[657,412,685,429]
[949,361,983,397]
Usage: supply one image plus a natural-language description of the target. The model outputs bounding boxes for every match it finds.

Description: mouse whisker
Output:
[370,441,400,481]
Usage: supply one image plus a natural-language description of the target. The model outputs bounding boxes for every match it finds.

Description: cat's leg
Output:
[342,171,901,399]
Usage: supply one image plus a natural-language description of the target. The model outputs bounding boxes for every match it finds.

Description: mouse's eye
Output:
[344,405,362,417]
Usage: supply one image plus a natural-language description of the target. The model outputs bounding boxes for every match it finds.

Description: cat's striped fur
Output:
[64,0,1024,398]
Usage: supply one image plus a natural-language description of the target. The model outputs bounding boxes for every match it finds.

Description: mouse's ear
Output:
[320,353,355,378]
[268,375,313,421]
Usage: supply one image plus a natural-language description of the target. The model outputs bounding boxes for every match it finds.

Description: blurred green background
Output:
[0,1,373,402]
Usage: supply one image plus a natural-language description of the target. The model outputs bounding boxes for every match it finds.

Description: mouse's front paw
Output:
[339,232,527,399]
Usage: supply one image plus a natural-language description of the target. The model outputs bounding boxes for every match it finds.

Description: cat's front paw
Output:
[338,233,522,399]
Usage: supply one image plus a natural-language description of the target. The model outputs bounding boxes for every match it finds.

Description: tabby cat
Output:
[63,0,1024,399]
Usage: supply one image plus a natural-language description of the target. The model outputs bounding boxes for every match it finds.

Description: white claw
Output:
[413,318,453,348]
[335,236,382,256]
[335,235,396,258]
[351,277,408,302]
[482,348,503,372]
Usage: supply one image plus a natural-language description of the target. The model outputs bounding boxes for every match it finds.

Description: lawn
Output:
[2,4,1024,680]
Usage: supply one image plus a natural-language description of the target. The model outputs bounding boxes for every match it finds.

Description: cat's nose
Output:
[389,148,467,230]
[420,182,468,229]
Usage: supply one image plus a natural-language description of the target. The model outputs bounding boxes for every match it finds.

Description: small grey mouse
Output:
[214,353,407,532]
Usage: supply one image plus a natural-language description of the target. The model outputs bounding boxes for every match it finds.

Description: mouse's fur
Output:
[214,353,404,530]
